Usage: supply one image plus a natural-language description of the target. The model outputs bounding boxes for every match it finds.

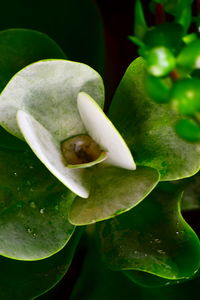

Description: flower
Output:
[0,59,159,225]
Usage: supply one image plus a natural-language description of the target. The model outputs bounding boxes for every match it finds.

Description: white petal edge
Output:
[77,92,136,170]
[16,110,90,198]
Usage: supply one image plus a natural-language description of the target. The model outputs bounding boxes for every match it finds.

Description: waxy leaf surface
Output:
[0,229,81,300]
[0,29,66,93]
[70,231,200,299]
[109,57,200,180]
[0,148,75,260]
[69,166,159,225]
[98,189,200,279]
[0,60,104,141]
[0,28,66,151]
[124,270,187,288]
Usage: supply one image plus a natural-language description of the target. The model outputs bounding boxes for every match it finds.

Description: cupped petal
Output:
[0,59,104,141]
[77,92,136,170]
[17,110,90,198]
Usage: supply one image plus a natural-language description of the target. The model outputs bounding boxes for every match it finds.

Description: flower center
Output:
[61,134,103,165]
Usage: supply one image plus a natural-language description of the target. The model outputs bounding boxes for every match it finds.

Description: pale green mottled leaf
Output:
[0,148,75,260]
[0,60,104,141]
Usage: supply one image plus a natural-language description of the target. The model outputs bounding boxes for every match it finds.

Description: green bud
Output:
[175,4,192,34]
[134,0,148,39]
[170,78,200,115]
[145,47,176,77]
[182,33,198,44]
[175,118,200,142]
[143,23,183,54]
[177,39,200,71]
[128,35,145,48]
[145,74,170,103]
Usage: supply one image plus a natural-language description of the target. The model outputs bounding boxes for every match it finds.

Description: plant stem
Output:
[170,69,180,81]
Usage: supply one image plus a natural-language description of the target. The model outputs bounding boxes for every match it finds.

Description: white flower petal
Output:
[77,92,136,170]
[17,110,90,198]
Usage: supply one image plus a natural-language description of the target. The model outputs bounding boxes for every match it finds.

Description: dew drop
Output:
[32,233,37,238]
[16,201,23,208]
[176,231,180,235]
[165,282,170,286]
[144,253,148,257]
[30,202,36,208]
[157,249,165,254]
[40,208,45,214]
[27,228,32,233]
[29,165,34,169]
[55,205,59,211]
[134,250,139,255]
[14,172,18,176]
[154,238,161,243]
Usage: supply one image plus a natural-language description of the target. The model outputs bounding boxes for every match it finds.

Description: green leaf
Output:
[177,39,200,71]
[175,3,192,34]
[70,230,143,300]
[69,166,159,225]
[108,57,200,180]
[164,0,193,14]
[70,227,200,299]
[98,189,200,279]
[170,78,200,115]
[0,59,104,141]
[128,35,145,48]
[182,33,198,44]
[0,0,105,75]
[0,126,27,151]
[124,270,187,288]
[134,0,148,39]
[0,148,75,260]
[180,172,200,211]
[143,23,183,54]
[0,229,81,300]
[145,74,170,103]
[0,28,67,152]
[0,29,66,93]
[175,118,200,142]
